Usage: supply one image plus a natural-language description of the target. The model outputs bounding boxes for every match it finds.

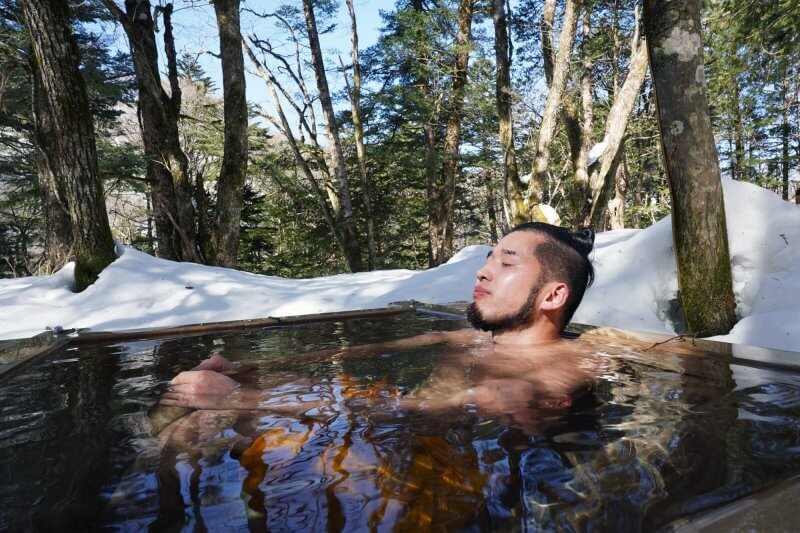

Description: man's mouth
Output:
[472,286,489,299]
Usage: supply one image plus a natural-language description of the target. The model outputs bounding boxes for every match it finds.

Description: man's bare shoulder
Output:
[440,328,486,344]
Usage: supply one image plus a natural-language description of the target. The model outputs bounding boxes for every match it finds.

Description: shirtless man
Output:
[158,222,597,430]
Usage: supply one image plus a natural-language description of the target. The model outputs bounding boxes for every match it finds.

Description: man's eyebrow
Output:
[486,248,518,258]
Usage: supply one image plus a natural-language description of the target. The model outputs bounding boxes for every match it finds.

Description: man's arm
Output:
[195,328,481,373]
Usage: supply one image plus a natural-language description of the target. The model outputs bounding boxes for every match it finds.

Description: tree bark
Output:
[302,0,363,272]
[781,75,790,201]
[344,0,377,269]
[492,0,525,225]
[608,151,628,230]
[210,0,248,268]
[732,80,745,180]
[571,6,593,225]
[527,0,579,210]
[643,0,736,335]
[100,0,198,263]
[587,20,648,228]
[31,55,73,273]
[20,0,116,290]
[540,1,591,226]
[429,0,474,266]
[408,1,441,265]
[540,0,556,86]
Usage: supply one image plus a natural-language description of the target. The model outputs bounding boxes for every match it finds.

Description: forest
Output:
[1,0,798,287]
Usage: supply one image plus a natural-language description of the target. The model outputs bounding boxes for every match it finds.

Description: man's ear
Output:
[539,282,569,312]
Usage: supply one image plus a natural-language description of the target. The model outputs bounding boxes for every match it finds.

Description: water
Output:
[1,312,800,530]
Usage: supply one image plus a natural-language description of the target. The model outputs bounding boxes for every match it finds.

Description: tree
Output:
[429,0,475,265]
[643,0,736,335]
[32,56,73,272]
[525,0,579,220]
[585,11,648,228]
[492,0,523,226]
[19,0,116,290]
[301,0,363,272]
[210,0,248,268]
[343,0,378,269]
[100,0,200,263]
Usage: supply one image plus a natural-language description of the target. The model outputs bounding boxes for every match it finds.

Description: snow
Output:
[588,141,608,167]
[1,179,798,356]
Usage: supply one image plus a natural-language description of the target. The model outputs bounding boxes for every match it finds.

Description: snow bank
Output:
[0,241,487,341]
[576,178,800,352]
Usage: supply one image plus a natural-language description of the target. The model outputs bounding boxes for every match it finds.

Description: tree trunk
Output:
[587,20,648,228]
[643,0,736,336]
[492,0,525,225]
[570,6,594,225]
[20,0,116,291]
[780,75,790,201]
[100,0,198,263]
[429,0,474,266]
[302,0,363,272]
[210,0,248,268]
[732,80,745,180]
[540,1,591,226]
[527,0,579,210]
[608,151,628,230]
[344,0,378,269]
[484,170,499,244]
[540,0,556,86]
[31,56,73,273]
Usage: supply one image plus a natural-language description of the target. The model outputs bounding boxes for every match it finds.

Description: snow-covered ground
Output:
[1,179,798,355]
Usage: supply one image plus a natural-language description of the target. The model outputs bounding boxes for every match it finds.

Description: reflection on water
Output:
[1,313,800,530]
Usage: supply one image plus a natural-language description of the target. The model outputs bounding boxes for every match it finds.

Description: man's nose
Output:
[476,261,492,281]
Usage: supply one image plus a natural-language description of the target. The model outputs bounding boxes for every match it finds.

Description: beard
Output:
[467,283,540,332]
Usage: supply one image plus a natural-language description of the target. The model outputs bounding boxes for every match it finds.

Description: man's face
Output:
[467,231,545,332]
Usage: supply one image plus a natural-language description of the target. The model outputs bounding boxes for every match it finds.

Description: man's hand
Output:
[193,354,237,372]
[160,370,240,409]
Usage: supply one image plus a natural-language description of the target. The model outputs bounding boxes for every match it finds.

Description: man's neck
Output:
[490,320,562,346]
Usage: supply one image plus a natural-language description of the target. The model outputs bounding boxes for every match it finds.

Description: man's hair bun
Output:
[572,228,595,256]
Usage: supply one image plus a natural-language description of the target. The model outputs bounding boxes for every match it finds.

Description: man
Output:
[159,222,597,423]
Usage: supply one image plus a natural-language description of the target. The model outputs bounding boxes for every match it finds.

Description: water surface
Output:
[1,312,799,530]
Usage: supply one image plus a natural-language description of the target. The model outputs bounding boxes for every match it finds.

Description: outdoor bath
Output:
[2,306,799,530]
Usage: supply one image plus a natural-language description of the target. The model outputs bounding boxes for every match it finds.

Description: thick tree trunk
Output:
[643,0,736,336]
[429,0,474,266]
[20,0,116,290]
[492,0,525,225]
[211,0,248,268]
[302,0,363,272]
[31,57,73,272]
[160,4,198,262]
[100,0,198,263]
[527,0,579,210]
[344,0,378,269]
